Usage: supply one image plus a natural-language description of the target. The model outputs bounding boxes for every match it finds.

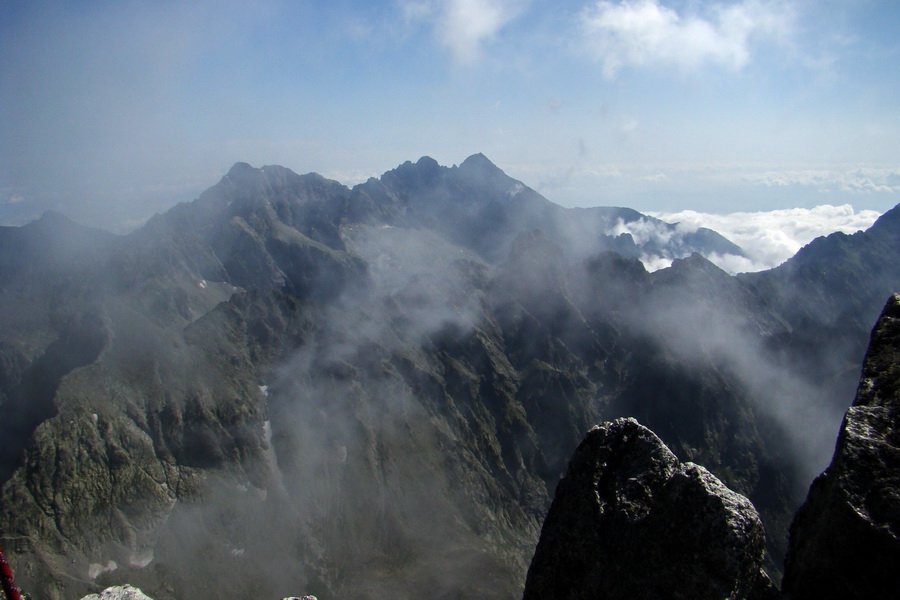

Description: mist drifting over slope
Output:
[3,1,900,598]
[1,156,898,600]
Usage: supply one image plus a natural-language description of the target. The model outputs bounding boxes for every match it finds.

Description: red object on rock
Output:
[0,545,24,600]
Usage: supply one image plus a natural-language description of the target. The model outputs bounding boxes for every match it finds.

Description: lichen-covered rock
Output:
[782,293,900,600]
[80,584,155,600]
[522,417,776,600]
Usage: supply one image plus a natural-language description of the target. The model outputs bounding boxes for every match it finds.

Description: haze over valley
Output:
[2,2,899,599]
[0,154,898,599]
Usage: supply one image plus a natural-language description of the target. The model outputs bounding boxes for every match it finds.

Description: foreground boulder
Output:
[81,585,155,600]
[77,587,319,600]
[782,293,900,600]
[522,417,777,600]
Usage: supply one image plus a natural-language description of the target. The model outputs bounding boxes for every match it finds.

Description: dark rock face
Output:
[782,293,900,600]
[523,417,777,600]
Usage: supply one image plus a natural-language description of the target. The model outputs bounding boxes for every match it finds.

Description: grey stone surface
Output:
[522,417,776,600]
[81,584,155,600]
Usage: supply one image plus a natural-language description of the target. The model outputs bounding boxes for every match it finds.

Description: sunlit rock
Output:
[80,584,154,600]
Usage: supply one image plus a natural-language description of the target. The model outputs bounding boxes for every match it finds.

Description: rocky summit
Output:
[782,293,900,600]
[522,417,778,600]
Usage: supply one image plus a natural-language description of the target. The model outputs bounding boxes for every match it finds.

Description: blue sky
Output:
[1,0,899,232]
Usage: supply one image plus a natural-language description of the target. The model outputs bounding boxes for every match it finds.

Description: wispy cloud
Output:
[397,0,525,64]
[506,160,900,217]
[579,0,794,78]
[650,204,882,272]
[1,192,25,205]
[743,167,900,195]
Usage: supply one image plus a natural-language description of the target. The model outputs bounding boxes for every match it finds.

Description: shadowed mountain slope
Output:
[0,156,897,600]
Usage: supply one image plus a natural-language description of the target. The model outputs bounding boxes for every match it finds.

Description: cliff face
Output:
[782,293,900,599]
[522,417,777,600]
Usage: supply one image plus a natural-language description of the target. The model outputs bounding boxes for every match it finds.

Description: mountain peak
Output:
[382,156,445,189]
[415,156,440,169]
[218,162,324,195]
[24,210,112,241]
[855,292,900,408]
[33,209,76,227]
[455,153,515,196]
[672,252,721,271]
[459,152,503,176]
[226,161,257,177]
[461,152,493,166]
[223,161,263,189]
[868,202,900,236]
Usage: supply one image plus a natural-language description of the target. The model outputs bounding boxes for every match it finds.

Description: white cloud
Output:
[321,167,383,187]
[704,252,760,274]
[1,192,25,205]
[638,253,673,272]
[743,167,900,195]
[642,172,667,183]
[398,0,435,22]
[619,118,639,134]
[650,204,882,272]
[503,159,900,217]
[398,0,525,64]
[610,216,673,246]
[579,0,794,78]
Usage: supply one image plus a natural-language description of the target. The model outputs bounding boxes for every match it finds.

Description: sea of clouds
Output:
[648,204,882,273]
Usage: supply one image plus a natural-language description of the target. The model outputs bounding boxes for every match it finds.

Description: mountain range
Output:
[1,154,898,600]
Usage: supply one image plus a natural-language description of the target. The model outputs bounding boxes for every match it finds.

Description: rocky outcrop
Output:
[81,585,155,600]
[782,293,900,599]
[522,417,777,600]
[76,589,320,600]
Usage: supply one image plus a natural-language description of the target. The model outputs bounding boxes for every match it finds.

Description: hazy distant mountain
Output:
[0,155,897,600]
[352,153,744,264]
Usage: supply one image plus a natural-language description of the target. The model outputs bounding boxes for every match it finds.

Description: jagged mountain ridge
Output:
[0,155,898,600]
[352,153,744,263]
[739,204,900,410]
